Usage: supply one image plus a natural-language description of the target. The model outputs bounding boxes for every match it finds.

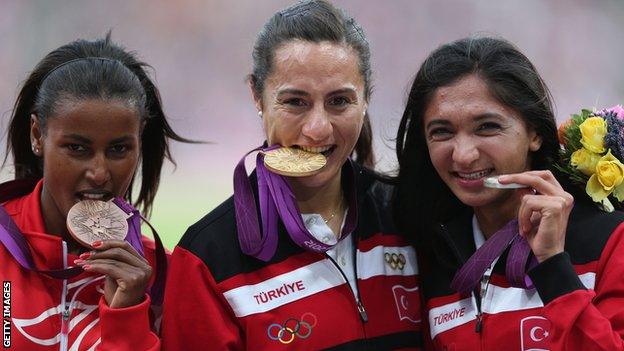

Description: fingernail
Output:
[74,259,85,265]
[82,264,91,270]
[79,252,91,259]
[91,241,102,248]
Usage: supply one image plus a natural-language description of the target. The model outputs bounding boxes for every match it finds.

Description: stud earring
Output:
[258,110,263,118]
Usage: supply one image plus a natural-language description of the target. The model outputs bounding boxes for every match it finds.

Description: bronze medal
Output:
[263,147,327,177]
[66,200,129,247]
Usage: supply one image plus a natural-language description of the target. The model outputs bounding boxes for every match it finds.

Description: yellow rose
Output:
[579,116,607,153]
[570,148,601,175]
[586,150,624,201]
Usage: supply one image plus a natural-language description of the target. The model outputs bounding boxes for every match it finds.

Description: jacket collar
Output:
[6,179,47,234]
[435,208,476,268]
[2,179,77,271]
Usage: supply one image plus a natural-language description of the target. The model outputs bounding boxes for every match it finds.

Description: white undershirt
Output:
[301,210,358,295]
[472,215,486,250]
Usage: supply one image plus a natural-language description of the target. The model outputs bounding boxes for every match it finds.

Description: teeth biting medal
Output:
[233,143,358,262]
[263,147,327,177]
[67,200,131,247]
[483,176,528,189]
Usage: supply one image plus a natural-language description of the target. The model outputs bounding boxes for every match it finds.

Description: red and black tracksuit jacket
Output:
[419,201,624,350]
[0,180,160,351]
[162,165,422,350]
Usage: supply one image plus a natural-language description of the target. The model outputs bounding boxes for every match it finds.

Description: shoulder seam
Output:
[180,201,235,248]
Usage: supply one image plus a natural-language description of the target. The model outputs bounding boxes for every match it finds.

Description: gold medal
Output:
[263,147,327,177]
[66,200,129,247]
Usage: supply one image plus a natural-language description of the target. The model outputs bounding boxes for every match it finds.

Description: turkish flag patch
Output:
[392,285,420,323]
[520,315,551,351]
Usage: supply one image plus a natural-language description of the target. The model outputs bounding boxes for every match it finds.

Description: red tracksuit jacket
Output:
[419,201,624,350]
[0,180,160,350]
[161,165,422,350]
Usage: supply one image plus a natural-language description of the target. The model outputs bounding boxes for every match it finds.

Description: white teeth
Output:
[457,170,491,180]
[81,193,105,200]
[299,145,332,153]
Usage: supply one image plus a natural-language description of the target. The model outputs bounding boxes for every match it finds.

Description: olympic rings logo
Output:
[384,252,406,270]
[266,313,317,344]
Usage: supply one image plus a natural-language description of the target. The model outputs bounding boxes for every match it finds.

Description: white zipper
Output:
[59,241,69,351]
[324,254,368,323]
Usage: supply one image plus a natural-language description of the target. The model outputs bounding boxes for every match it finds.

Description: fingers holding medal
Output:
[69,200,152,308]
[496,171,574,263]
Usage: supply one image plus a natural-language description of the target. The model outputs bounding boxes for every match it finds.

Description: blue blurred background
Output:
[1,0,623,248]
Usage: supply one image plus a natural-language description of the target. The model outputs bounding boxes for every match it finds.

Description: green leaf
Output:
[553,162,588,186]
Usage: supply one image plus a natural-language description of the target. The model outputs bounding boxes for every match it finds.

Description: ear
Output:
[249,80,263,114]
[528,130,542,152]
[30,114,44,156]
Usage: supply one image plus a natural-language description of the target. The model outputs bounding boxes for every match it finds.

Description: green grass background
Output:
[139,170,231,250]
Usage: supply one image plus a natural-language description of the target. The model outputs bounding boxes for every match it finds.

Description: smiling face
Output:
[422,74,542,210]
[254,40,367,189]
[31,99,141,236]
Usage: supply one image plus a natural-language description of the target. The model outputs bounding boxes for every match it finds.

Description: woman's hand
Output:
[499,171,574,263]
[74,240,152,308]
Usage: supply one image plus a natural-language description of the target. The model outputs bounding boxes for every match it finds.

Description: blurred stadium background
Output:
[1,0,623,249]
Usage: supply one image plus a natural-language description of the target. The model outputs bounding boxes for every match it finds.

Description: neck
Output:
[289,173,344,219]
[473,193,519,239]
[40,188,83,254]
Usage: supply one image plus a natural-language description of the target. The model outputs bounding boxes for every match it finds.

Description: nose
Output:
[452,135,480,167]
[85,154,111,186]
[301,106,332,142]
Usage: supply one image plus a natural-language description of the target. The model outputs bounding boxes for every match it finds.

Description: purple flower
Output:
[605,112,624,160]
[606,105,624,120]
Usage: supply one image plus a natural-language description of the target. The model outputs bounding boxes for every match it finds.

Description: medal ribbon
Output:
[0,203,82,279]
[234,145,357,262]
[450,219,538,295]
[113,198,145,257]
[112,198,167,305]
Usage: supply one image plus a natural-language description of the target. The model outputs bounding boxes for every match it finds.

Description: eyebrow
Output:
[64,134,92,144]
[425,119,450,131]
[276,87,358,98]
[63,134,134,145]
[328,88,357,96]
[276,89,309,97]
[108,136,134,144]
[473,112,504,121]
[425,112,505,130]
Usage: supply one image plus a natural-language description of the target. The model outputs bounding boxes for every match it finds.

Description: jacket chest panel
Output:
[2,266,104,350]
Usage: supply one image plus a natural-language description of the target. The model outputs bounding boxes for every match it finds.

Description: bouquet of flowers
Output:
[557,105,624,212]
